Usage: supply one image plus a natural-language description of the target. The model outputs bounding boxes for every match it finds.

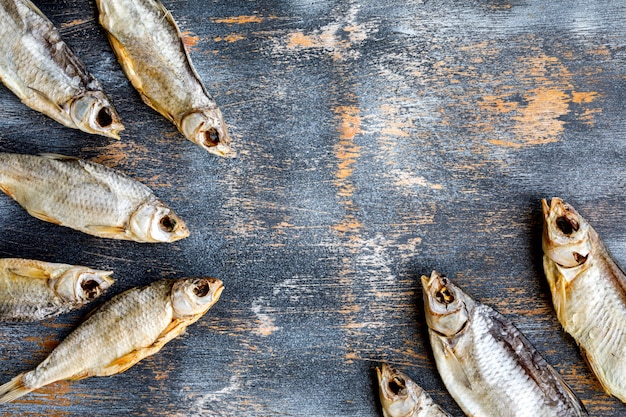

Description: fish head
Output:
[422,271,471,337]
[542,198,592,268]
[69,91,124,139]
[50,266,114,303]
[128,201,190,242]
[180,107,232,157]
[377,363,421,417]
[171,277,224,318]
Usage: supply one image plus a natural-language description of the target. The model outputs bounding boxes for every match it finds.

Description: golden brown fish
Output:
[422,271,587,417]
[542,197,626,402]
[96,0,231,156]
[377,363,452,417]
[0,153,189,242]
[0,258,113,322]
[0,0,124,138]
[0,277,223,402]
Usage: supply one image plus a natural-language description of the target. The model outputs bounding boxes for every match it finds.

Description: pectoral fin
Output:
[85,224,127,237]
[8,265,50,280]
[27,209,62,225]
[98,318,195,377]
[442,341,472,390]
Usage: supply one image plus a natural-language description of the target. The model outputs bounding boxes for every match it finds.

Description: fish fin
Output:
[100,318,194,376]
[580,347,613,397]
[26,208,62,225]
[442,341,472,390]
[0,184,16,199]
[0,373,33,403]
[8,265,51,279]
[548,364,588,416]
[85,224,127,237]
[18,0,49,21]
[39,153,79,161]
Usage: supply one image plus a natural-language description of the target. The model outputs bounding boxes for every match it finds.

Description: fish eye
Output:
[193,280,211,297]
[556,215,579,235]
[96,107,113,128]
[389,376,406,395]
[159,215,177,232]
[81,280,100,299]
[436,287,455,304]
[204,128,220,147]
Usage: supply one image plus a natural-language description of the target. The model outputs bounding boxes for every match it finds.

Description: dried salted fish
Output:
[0,258,112,322]
[0,277,223,402]
[0,153,189,242]
[377,363,452,417]
[0,0,124,138]
[422,271,587,417]
[543,197,626,402]
[96,0,231,156]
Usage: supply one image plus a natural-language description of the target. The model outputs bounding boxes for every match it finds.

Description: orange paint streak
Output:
[60,19,88,28]
[571,91,599,104]
[510,88,570,145]
[212,16,263,24]
[181,31,200,48]
[214,34,245,43]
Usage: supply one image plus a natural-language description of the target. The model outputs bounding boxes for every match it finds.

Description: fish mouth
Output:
[377,363,407,400]
[421,271,455,305]
[542,198,591,268]
[76,270,114,300]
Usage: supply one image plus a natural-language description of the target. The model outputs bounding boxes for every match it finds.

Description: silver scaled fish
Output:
[0,277,223,402]
[422,271,587,417]
[96,0,232,156]
[0,258,113,322]
[543,197,626,402]
[0,153,189,242]
[377,363,452,417]
[0,0,124,138]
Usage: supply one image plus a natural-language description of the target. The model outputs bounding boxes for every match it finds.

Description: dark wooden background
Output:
[1,0,625,415]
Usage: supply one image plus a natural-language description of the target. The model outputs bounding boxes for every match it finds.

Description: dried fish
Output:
[0,258,113,322]
[542,197,626,402]
[0,0,124,138]
[0,153,189,242]
[0,277,223,402]
[377,363,452,417]
[422,271,587,417]
[96,0,231,156]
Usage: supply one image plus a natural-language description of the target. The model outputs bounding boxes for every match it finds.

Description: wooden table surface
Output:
[1,0,625,415]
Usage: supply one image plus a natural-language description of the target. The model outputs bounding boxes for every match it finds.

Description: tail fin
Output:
[0,373,33,403]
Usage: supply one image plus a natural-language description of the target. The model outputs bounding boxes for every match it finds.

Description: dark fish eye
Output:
[556,215,579,235]
[159,215,177,232]
[204,128,220,147]
[389,376,406,395]
[436,287,455,304]
[81,280,100,299]
[193,280,211,297]
[96,107,113,127]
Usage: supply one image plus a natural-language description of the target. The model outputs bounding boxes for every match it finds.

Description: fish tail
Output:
[0,373,33,403]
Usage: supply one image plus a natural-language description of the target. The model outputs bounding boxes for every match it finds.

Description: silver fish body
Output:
[0,153,189,242]
[377,363,452,417]
[96,0,231,156]
[0,0,124,138]
[0,277,223,402]
[542,198,626,402]
[0,258,113,322]
[422,271,587,417]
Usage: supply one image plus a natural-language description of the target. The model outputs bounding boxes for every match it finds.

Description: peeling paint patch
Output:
[181,31,201,48]
[251,301,281,337]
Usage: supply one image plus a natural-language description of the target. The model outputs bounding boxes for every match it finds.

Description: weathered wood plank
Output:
[0,0,625,415]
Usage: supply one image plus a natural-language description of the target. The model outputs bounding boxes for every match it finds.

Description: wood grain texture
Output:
[0,0,625,415]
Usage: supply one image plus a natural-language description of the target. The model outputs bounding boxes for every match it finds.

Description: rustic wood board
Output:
[0,0,625,415]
